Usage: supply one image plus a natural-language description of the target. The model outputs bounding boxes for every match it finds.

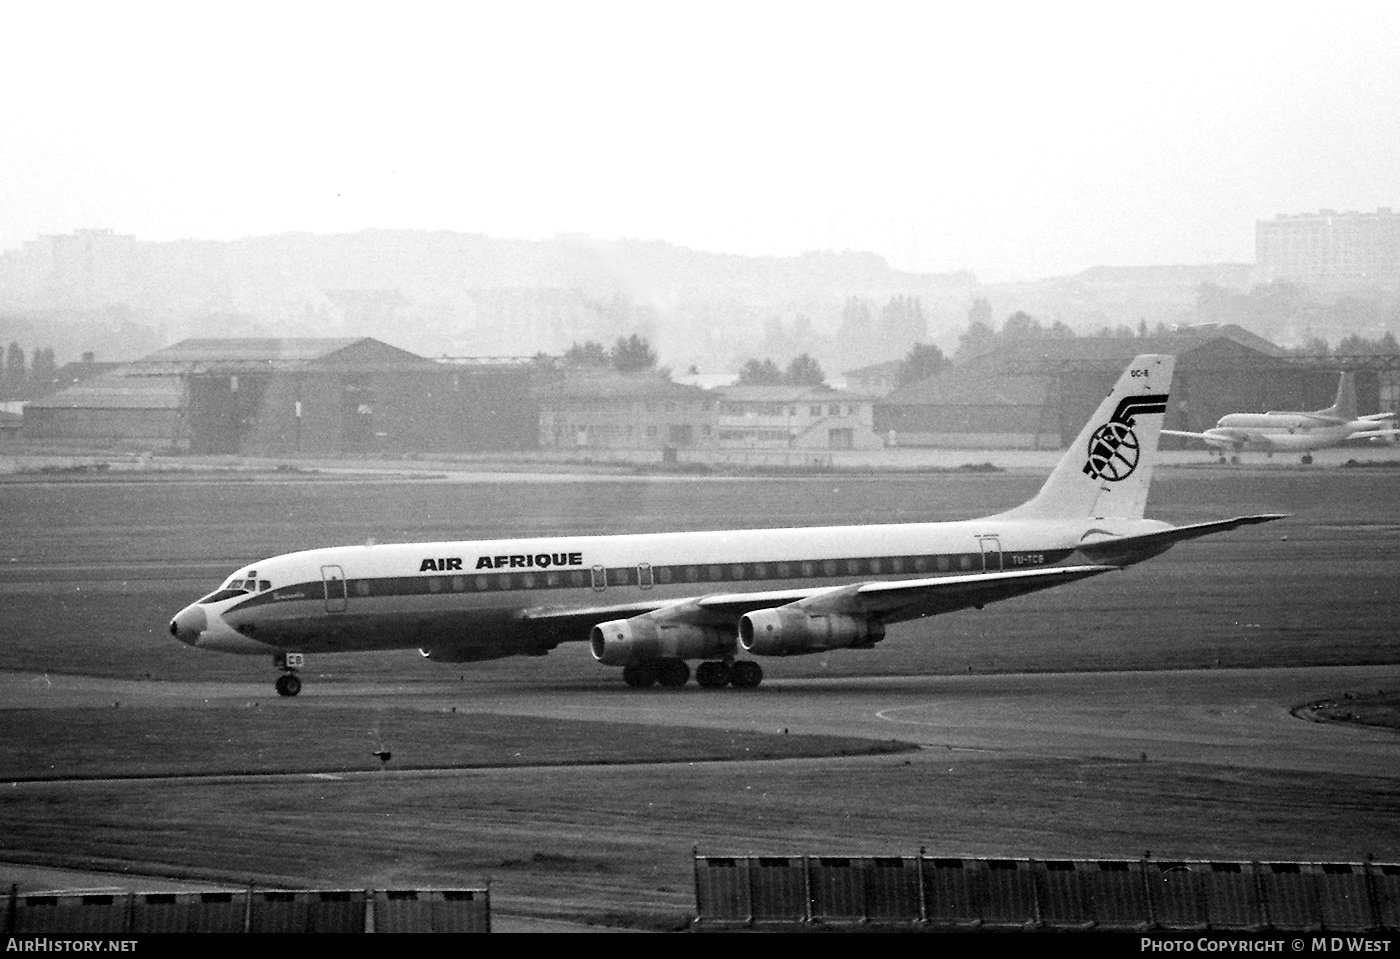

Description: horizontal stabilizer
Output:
[1075,513,1287,565]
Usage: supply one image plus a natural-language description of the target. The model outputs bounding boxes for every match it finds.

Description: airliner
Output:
[169,354,1284,696]
[1162,371,1398,464]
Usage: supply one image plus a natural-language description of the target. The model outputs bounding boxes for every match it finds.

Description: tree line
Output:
[559,334,661,373]
[0,343,58,401]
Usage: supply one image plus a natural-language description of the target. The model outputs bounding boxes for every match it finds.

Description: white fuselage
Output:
[171,515,1162,658]
[165,353,1286,694]
[1201,412,1392,453]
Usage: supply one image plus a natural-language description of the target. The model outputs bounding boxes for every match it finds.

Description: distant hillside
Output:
[1,229,1265,372]
[129,230,975,309]
[980,263,1257,334]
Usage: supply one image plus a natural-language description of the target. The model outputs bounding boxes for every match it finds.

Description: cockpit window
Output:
[198,588,249,605]
[217,571,270,595]
[221,575,272,592]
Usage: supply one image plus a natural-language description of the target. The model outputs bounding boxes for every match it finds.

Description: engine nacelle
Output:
[739,608,885,657]
[590,617,735,666]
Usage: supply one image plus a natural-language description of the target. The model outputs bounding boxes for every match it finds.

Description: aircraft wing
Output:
[793,563,1117,624]
[519,564,1119,632]
[1161,428,1249,450]
[518,596,696,629]
[515,516,1283,634]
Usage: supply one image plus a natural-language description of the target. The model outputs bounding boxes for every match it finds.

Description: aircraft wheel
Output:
[275,674,302,697]
[657,660,691,688]
[696,661,732,689]
[622,664,657,688]
[730,660,763,690]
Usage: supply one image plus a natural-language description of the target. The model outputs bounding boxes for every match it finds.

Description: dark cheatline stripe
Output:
[228,549,1077,609]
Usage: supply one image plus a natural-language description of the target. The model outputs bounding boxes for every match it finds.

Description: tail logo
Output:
[1082,394,1169,482]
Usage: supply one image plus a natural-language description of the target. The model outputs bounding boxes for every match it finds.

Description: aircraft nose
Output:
[169,605,207,645]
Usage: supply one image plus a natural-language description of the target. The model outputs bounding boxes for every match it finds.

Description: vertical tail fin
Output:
[995,354,1174,521]
[1316,371,1357,419]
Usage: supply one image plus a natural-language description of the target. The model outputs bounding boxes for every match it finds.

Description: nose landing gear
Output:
[274,651,304,696]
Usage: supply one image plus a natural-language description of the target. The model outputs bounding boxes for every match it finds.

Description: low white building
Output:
[713,385,882,450]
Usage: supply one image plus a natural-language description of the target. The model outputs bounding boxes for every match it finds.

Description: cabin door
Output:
[977,535,1003,571]
[322,565,348,613]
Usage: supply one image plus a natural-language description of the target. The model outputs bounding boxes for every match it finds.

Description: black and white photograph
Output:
[2,0,1398,940]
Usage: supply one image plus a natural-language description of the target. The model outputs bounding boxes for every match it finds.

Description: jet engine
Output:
[590,617,735,666]
[738,608,885,657]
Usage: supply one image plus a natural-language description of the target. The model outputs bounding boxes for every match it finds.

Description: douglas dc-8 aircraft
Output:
[170,354,1284,696]
[1162,371,1399,464]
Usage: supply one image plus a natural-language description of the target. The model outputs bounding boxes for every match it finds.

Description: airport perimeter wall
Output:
[4,886,489,934]
[693,854,1400,932]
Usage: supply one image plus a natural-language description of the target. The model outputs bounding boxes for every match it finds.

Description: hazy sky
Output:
[4,1,1398,281]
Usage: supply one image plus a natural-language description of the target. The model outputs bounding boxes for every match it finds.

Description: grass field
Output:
[1,464,1398,686]
[0,705,914,781]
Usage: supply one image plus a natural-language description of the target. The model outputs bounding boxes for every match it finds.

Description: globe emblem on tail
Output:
[1081,393,1168,482]
[1083,421,1140,481]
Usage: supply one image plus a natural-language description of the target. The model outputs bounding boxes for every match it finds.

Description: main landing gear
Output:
[274,651,304,696]
[621,659,763,690]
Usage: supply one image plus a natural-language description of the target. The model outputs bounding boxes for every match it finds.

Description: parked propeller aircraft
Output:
[1162,371,1398,463]
[170,354,1284,696]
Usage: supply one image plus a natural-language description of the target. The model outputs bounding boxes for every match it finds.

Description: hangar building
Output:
[877,325,1367,449]
[23,338,542,455]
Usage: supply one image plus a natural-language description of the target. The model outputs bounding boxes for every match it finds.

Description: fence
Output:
[693,853,1400,931]
[4,886,490,934]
